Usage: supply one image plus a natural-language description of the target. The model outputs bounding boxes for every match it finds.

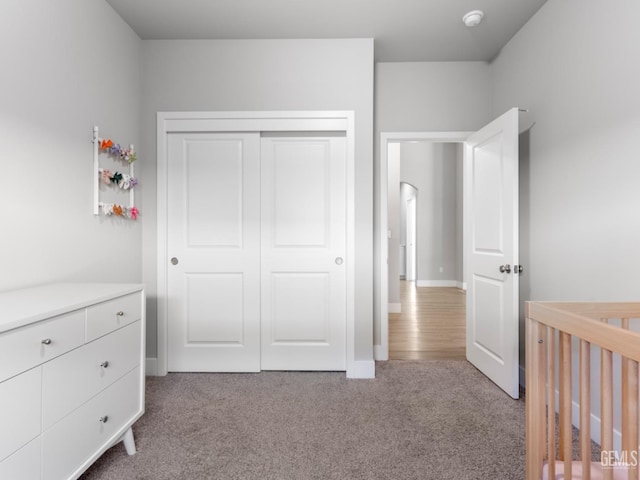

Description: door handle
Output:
[171,257,179,265]
[335,257,344,265]
[514,265,523,274]
[499,264,511,274]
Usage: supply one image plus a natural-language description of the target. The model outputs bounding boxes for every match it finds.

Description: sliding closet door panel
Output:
[167,133,260,372]
[261,136,347,371]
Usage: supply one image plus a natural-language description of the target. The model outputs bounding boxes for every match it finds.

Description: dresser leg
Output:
[122,427,136,455]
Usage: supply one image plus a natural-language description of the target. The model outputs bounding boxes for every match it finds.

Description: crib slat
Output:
[625,358,639,480]
[601,339,614,480]
[546,326,556,480]
[526,317,546,480]
[559,331,572,478]
[580,339,592,480]
[619,318,639,480]
[621,319,630,456]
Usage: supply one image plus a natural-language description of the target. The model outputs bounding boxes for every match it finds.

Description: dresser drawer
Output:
[0,367,41,462]
[42,366,142,480]
[86,292,142,341]
[0,311,85,382]
[42,321,141,430]
[0,436,41,480]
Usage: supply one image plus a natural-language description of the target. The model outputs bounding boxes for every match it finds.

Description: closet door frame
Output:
[156,111,356,377]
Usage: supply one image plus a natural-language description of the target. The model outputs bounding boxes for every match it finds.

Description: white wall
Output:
[492,0,640,447]
[141,39,374,359]
[492,0,640,304]
[455,144,464,284]
[376,62,493,133]
[0,0,142,292]
[374,61,492,348]
[403,143,459,286]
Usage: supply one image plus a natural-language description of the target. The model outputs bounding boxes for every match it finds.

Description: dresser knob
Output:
[99,416,109,423]
[41,338,52,345]
[100,361,109,368]
[116,311,124,317]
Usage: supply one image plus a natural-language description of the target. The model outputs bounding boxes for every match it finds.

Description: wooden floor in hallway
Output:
[389,281,466,360]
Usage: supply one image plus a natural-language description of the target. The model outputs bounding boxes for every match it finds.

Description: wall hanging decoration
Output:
[92,126,139,219]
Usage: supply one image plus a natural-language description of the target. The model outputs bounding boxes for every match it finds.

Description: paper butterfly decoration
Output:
[100,139,113,150]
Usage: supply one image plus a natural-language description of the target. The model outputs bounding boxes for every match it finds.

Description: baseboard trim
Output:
[374,344,388,361]
[388,303,401,313]
[147,356,376,379]
[416,280,460,288]
[348,360,376,379]
[145,357,158,376]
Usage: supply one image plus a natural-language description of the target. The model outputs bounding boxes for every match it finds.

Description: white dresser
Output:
[0,283,145,480]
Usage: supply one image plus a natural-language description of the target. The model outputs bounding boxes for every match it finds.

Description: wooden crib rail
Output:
[526,302,640,480]
[527,303,640,362]
[536,302,640,323]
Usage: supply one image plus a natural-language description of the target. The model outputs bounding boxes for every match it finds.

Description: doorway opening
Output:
[386,139,467,360]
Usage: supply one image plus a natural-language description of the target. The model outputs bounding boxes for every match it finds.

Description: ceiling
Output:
[105,0,547,62]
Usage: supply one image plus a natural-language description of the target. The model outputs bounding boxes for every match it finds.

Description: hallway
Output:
[389,281,466,360]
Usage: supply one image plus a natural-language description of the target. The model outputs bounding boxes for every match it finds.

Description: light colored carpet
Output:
[81,360,526,480]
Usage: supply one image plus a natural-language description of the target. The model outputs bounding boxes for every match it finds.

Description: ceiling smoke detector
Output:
[462,10,484,27]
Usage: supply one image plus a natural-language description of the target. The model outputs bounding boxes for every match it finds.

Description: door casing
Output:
[156,111,359,376]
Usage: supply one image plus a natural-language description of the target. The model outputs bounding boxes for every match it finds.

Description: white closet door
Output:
[167,133,261,372]
[260,135,347,371]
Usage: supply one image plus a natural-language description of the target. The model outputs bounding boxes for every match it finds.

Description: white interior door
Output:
[167,133,261,372]
[260,135,347,371]
[465,108,519,399]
